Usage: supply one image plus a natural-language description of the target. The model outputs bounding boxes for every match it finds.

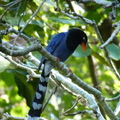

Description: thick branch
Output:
[88,55,100,90]
[0,39,41,56]
[52,70,105,120]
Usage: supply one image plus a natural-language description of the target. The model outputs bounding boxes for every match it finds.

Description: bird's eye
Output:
[83,37,86,40]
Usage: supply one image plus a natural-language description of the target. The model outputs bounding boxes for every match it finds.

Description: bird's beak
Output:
[81,43,86,51]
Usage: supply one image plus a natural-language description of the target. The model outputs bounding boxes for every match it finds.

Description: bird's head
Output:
[68,28,88,51]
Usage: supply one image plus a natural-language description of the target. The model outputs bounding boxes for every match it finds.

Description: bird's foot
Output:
[54,57,60,61]
[66,68,73,77]
[68,68,73,74]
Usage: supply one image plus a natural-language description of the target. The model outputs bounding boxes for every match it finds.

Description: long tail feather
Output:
[27,61,53,119]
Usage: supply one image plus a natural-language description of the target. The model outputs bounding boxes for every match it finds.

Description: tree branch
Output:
[52,70,105,120]
[3,113,47,120]
[77,0,112,5]
[0,39,41,56]
[114,99,120,115]
[0,0,22,20]
[19,0,46,33]
[100,22,120,48]
[106,94,120,102]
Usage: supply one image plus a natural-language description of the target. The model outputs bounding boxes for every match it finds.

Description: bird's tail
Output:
[27,60,53,120]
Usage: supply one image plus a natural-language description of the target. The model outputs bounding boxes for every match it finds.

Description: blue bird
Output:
[27,28,87,120]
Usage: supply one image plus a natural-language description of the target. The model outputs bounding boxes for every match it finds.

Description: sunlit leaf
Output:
[91,51,109,66]
[106,43,120,61]
[50,17,76,25]
[73,45,92,58]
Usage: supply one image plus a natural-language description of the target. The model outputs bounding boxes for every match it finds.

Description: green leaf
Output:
[91,51,109,66]
[106,43,120,61]
[50,17,76,25]
[3,15,25,26]
[0,56,10,73]
[10,69,39,107]
[31,20,44,27]
[0,70,15,87]
[17,0,28,15]
[0,70,22,113]
[73,45,92,58]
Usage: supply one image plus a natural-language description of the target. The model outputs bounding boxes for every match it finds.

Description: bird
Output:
[27,28,88,120]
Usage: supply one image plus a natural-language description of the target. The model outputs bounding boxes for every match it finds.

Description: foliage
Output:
[0,0,120,120]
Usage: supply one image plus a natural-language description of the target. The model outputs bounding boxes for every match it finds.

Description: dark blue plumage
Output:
[27,28,87,120]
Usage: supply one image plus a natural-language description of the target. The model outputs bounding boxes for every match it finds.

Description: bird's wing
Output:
[38,32,66,70]
[46,32,66,53]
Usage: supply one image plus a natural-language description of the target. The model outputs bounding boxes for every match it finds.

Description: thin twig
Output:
[106,94,120,102]
[93,21,120,80]
[20,0,46,33]
[62,110,91,116]
[0,0,22,20]
[10,0,46,55]
[100,22,120,48]
[28,6,58,33]
[51,73,78,97]
[42,86,58,112]
[0,52,40,79]
[61,97,79,115]
[0,25,31,42]
[114,99,120,115]
[102,1,119,9]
